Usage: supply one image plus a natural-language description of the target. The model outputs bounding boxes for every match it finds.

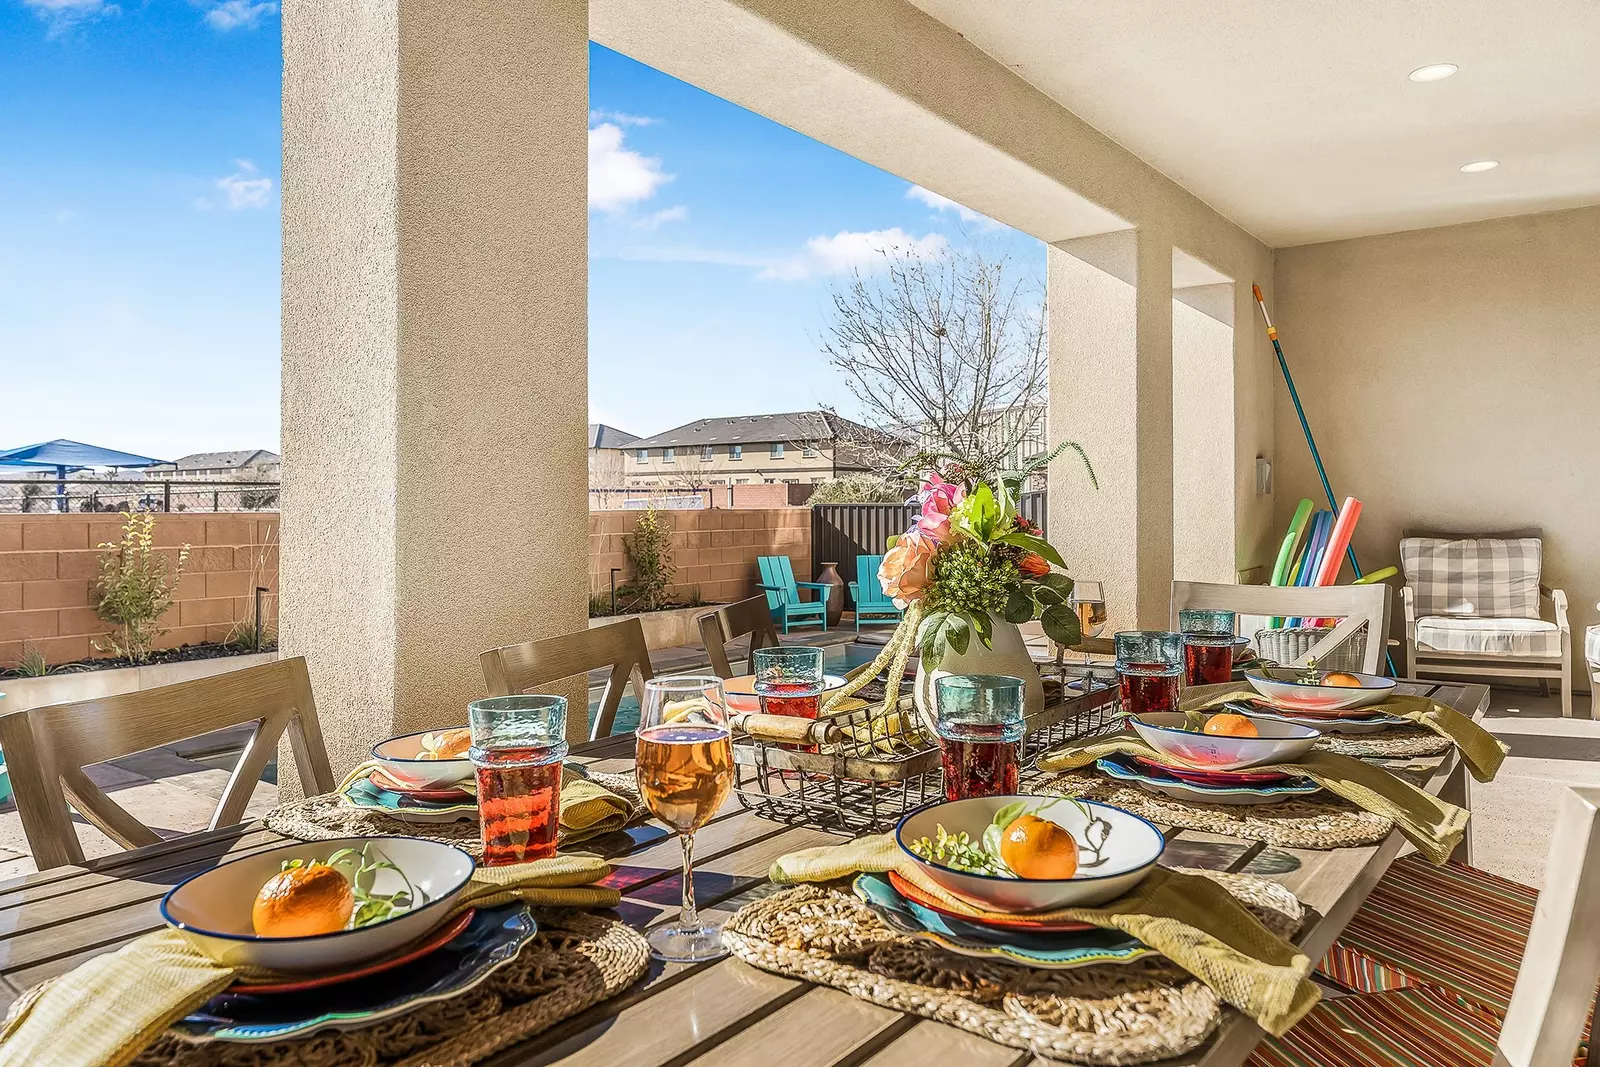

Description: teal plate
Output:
[1097,755,1321,806]
[851,873,1155,969]
[175,905,536,1042]
[343,777,477,823]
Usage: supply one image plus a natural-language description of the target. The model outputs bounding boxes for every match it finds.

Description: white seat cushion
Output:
[1586,625,1600,668]
[1415,615,1560,658]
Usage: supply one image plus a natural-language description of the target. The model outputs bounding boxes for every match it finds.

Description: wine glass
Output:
[635,676,734,962]
[1069,579,1108,639]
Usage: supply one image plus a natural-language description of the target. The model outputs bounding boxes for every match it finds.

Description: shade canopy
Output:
[0,439,166,471]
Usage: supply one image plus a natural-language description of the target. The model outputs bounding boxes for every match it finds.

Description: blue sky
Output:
[2,5,1041,456]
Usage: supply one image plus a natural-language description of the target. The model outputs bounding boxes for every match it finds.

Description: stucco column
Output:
[280,0,590,790]
[1047,228,1175,631]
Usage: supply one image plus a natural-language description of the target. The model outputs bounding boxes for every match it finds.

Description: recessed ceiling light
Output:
[1409,63,1459,82]
[1460,160,1499,173]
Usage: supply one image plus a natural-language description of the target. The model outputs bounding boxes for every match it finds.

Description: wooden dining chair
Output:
[1250,786,1600,1067]
[480,618,654,741]
[698,595,781,679]
[0,656,335,871]
[1170,580,1390,674]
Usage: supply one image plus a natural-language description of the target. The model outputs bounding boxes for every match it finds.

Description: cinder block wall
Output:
[0,514,278,666]
[588,508,811,605]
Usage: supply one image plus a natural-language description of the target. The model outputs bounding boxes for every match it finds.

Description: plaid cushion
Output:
[1415,615,1562,658]
[1247,986,1499,1067]
[1401,537,1542,618]
[1586,625,1600,668]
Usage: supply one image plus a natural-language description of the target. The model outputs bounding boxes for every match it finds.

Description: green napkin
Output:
[770,835,1318,1037]
[1180,682,1507,782]
[1037,732,1469,864]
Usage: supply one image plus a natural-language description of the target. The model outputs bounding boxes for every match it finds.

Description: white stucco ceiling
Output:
[907,0,1600,246]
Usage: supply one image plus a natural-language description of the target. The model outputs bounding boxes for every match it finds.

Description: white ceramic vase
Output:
[913,613,1045,735]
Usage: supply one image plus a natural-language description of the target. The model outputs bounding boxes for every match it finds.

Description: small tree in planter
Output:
[93,511,190,665]
[623,507,675,612]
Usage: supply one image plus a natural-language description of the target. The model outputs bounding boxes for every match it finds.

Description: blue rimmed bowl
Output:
[895,795,1164,912]
[1129,712,1319,771]
[1244,668,1395,712]
[371,728,475,790]
[162,837,475,972]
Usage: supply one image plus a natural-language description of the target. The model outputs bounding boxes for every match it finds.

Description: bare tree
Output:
[665,452,718,493]
[822,244,1048,483]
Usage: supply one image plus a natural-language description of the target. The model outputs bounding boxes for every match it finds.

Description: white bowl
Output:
[372,727,474,789]
[162,836,475,972]
[895,795,1164,912]
[1244,668,1395,713]
[1130,712,1319,770]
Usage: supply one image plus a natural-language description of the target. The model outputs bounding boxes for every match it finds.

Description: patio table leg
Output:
[1440,759,1473,865]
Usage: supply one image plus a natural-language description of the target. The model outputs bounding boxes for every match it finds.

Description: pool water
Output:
[598,640,884,736]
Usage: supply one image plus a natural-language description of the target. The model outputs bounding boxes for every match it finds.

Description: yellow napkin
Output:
[0,854,618,1067]
[1038,733,1469,864]
[770,835,1318,1037]
[338,761,638,846]
[1181,683,1508,782]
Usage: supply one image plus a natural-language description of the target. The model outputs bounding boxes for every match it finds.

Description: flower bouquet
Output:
[825,450,1087,728]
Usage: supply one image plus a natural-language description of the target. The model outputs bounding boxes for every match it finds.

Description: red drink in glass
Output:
[1119,667,1182,716]
[939,724,1020,801]
[1184,641,1235,686]
[475,743,562,866]
[756,681,821,720]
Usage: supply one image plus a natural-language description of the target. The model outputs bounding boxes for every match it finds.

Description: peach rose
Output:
[879,531,937,607]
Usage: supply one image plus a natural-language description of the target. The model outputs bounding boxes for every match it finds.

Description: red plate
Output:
[886,871,1094,933]
[369,767,475,802]
[1130,755,1291,786]
[230,909,477,994]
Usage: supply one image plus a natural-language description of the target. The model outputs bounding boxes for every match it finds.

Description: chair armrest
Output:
[1401,586,1417,638]
[795,581,832,591]
[758,583,790,604]
[1551,587,1570,634]
[847,581,860,596]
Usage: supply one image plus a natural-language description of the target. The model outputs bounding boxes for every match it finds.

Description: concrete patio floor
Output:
[0,681,1589,890]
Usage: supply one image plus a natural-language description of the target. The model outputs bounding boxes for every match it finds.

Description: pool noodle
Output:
[1290,511,1330,625]
[1310,498,1363,625]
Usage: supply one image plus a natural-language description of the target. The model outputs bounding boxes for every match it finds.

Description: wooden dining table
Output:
[0,678,1489,1067]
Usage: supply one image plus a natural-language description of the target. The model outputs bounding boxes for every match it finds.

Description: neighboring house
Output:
[616,410,904,489]
[144,450,282,481]
[588,423,640,489]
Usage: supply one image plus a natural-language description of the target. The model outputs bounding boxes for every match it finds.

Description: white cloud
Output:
[211,160,274,211]
[588,124,671,214]
[759,228,948,281]
[23,0,119,36]
[588,110,658,128]
[906,183,999,228]
[203,0,278,30]
[632,205,688,231]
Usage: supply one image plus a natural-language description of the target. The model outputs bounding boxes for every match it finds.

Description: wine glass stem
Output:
[679,831,699,929]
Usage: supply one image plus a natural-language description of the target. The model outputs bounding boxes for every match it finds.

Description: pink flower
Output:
[879,530,937,607]
[913,472,965,545]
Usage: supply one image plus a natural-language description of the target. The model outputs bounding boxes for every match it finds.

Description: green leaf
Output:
[996,530,1066,568]
[918,609,950,662]
[990,800,1027,832]
[1037,572,1075,597]
[1003,588,1035,624]
[943,612,972,656]
[1031,584,1065,607]
[969,610,992,649]
[951,483,1002,543]
[1040,603,1083,648]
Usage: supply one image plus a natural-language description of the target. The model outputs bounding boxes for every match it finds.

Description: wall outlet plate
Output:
[1255,457,1273,497]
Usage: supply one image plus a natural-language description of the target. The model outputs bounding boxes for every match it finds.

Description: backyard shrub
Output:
[807,473,912,504]
[93,511,190,664]
[624,507,675,611]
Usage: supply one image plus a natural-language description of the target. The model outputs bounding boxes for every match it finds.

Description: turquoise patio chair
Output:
[847,554,903,632]
[757,555,830,634]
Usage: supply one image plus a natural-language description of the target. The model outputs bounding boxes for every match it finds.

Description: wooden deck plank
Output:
[860,1019,1031,1067]
[681,986,907,1067]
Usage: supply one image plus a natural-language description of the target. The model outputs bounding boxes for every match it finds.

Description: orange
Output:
[252,864,355,937]
[1202,713,1259,738]
[1322,672,1363,688]
[999,814,1079,879]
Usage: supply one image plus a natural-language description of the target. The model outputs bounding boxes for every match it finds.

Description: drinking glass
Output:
[1068,580,1109,640]
[635,676,734,962]
[468,695,568,867]
[752,646,826,720]
[1114,631,1184,716]
[934,674,1025,801]
[1179,609,1244,686]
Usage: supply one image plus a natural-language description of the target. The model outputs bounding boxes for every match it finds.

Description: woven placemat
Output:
[1315,727,1452,759]
[132,909,648,1067]
[1036,771,1393,851]
[725,870,1303,1065]
[265,770,646,857]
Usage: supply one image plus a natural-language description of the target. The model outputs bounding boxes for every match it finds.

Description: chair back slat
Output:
[480,618,654,741]
[855,555,887,607]
[772,556,800,598]
[698,596,781,679]
[758,556,784,610]
[1170,581,1390,674]
[1494,786,1600,1067]
[0,657,334,870]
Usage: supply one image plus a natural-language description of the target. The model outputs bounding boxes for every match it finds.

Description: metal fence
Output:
[0,479,281,514]
[811,491,1046,608]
